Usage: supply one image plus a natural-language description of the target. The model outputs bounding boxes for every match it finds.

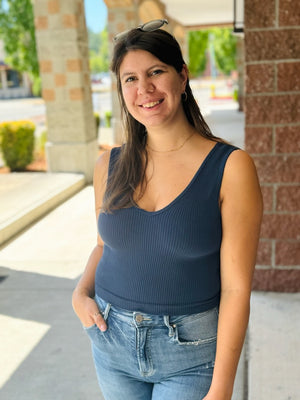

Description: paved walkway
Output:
[0,101,299,399]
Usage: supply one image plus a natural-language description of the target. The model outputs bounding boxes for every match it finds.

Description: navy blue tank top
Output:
[95,142,238,315]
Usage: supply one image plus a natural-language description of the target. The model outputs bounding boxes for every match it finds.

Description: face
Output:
[119,49,187,130]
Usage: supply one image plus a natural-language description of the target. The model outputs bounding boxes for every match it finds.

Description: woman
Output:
[72,20,263,400]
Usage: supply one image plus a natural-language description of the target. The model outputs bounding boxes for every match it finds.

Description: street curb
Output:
[0,174,85,247]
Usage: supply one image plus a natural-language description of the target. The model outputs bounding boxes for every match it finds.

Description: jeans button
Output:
[135,314,143,323]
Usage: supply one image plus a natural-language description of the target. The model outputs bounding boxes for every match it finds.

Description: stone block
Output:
[246,64,275,94]
[66,59,83,72]
[46,103,96,143]
[276,185,300,212]
[42,88,55,102]
[69,87,84,101]
[55,74,66,87]
[48,13,63,30]
[275,126,300,153]
[257,240,273,265]
[244,0,275,28]
[40,73,54,89]
[245,127,273,153]
[279,0,300,26]
[245,94,300,124]
[253,154,300,183]
[35,16,49,30]
[261,214,300,239]
[62,14,78,29]
[32,0,48,15]
[48,0,60,14]
[66,73,85,91]
[276,240,300,266]
[245,29,300,62]
[40,60,53,73]
[53,87,68,103]
[45,139,98,183]
[252,268,300,291]
[277,61,300,92]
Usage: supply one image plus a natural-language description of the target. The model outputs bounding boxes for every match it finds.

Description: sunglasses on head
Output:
[114,19,168,42]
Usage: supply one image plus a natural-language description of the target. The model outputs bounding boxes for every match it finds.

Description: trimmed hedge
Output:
[0,120,35,171]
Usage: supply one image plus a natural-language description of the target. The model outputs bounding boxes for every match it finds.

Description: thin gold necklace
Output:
[147,132,194,153]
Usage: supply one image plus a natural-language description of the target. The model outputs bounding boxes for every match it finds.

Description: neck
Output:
[145,117,195,153]
[147,131,195,153]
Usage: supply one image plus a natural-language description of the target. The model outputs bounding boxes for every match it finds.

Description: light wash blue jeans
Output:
[84,295,218,400]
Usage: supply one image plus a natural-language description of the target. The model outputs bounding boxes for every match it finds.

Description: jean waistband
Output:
[95,294,218,331]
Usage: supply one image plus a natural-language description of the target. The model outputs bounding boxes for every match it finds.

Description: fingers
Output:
[94,311,107,332]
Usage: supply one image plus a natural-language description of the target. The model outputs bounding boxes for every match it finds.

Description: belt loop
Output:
[103,303,111,321]
[164,316,175,337]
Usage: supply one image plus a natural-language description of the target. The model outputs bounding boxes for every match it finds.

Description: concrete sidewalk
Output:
[0,186,103,399]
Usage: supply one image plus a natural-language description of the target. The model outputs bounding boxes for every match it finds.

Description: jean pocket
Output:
[172,307,218,346]
[95,295,111,322]
[83,323,97,330]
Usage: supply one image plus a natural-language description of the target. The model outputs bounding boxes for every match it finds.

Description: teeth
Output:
[142,100,160,108]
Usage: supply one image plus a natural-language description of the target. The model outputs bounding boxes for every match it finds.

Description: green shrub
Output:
[94,112,100,131]
[104,111,112,127]
[35,129,47,158]
[233,88,239,102]
[0,120,35,171]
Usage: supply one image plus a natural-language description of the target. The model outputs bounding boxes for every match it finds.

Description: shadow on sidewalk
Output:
[0,266,104,400]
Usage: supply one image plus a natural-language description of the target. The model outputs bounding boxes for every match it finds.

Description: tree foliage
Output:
[0,0,39,78]
[188,28,237,77]
[188,30,209,77]
[212,28,237,75]
[88,26,109,73]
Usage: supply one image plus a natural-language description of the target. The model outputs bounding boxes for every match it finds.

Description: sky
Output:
[84,0,107,32]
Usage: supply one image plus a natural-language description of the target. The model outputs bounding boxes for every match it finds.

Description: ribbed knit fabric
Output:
[95,142,238,315]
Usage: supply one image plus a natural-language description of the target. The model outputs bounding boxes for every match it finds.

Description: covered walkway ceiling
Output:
[161,0,233,29]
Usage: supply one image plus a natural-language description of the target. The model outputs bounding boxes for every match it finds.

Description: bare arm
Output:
[72,150,111,331]
[204,150,263,400]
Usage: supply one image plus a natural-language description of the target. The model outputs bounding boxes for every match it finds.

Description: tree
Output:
[212,28,237,75]
[188,30,209,77]
[88,26,109,74]
[98,27,109,71]
[0,0,40,92]
[188,28,237,77]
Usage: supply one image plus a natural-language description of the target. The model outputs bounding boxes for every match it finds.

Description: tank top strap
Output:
[108,146,122,177]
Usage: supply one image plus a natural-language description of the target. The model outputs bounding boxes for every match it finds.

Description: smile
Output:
[141,99,163,109]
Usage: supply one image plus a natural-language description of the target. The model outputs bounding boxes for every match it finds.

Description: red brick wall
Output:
[244,0,300,291]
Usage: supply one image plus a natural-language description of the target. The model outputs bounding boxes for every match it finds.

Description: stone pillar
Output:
[33,0,98,183]
[244,0,300,291]
[105,0,138,144]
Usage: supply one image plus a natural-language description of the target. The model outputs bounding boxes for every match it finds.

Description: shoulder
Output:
[224,148,257,178]
[93,149,111,184]
[93,146,121,188]
[220,148,262,209]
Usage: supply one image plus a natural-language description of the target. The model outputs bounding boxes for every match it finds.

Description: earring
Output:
[182,91,187,102]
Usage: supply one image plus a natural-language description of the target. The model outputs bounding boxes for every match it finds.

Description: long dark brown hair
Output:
[102,28,220,212]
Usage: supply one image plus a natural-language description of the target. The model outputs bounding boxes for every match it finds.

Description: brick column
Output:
[244,0,300,291]
[236,37,244,111]
[33,0,98,182]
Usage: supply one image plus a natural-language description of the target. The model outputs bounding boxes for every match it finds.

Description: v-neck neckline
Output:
[133,142,221,215]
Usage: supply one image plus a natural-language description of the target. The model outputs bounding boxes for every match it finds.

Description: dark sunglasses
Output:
[114,19,168,42]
